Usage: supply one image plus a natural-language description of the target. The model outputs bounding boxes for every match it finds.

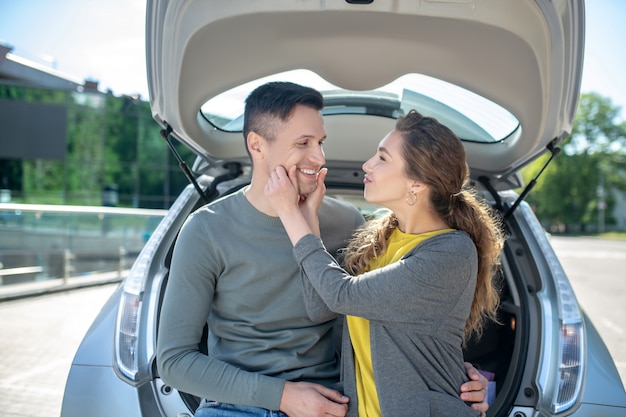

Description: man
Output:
[157,81,488,417]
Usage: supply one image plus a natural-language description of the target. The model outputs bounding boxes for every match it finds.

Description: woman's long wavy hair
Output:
[342,110,505,342]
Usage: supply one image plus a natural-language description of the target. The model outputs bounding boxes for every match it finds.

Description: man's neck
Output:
[243,182,279,217]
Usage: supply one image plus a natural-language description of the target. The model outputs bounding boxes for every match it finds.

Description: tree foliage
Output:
[0,85,194,208]
[523,93,626,231]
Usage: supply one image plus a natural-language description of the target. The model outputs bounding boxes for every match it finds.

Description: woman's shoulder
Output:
[419,230,476,256]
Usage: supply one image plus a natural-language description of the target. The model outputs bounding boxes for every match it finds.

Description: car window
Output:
[200,69,519,144]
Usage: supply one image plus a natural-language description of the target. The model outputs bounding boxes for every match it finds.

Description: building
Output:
[0,42,94,91]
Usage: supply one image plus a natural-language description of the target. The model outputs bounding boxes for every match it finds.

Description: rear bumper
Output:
[60,365,143,417]
[573,402,626,416]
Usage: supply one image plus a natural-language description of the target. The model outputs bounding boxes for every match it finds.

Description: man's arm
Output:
[157,211,349,416]
[460,362,489,416]
[156,213,286,409]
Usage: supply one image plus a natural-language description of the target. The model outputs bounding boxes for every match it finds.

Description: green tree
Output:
[523,93,626,232]
[65,92,108,205]
[1,83,197,208]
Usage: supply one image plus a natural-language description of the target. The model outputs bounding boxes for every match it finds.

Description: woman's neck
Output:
[395,209,449,235]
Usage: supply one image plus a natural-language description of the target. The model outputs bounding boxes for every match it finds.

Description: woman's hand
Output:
[265,165,301,217]
[300,168,327,234]
[265,165,322,245]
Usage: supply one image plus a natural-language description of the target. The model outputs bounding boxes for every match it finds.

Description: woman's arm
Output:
[294,233,476,324]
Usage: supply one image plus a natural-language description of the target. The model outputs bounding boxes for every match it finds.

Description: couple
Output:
[157,81,503,417]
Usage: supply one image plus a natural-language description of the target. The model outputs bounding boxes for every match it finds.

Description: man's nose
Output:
[310,145,326,165]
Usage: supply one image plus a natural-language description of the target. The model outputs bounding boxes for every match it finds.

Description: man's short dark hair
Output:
[243,81,324,145]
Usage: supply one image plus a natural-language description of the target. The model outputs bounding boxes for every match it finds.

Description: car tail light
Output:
[114,187,194,385]
[555,323,584,412]
[521,202,585,414]
[115,290,143,382]
[545,246,585,414]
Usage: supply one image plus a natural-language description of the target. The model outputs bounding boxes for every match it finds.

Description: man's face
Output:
[262,104,327,196]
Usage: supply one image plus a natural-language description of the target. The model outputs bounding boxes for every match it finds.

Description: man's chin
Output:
[297,183,318,197]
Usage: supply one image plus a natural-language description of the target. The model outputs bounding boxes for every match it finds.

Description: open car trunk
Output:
[154,176,532,416]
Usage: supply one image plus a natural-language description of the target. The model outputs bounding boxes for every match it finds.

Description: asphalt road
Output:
[0,283,118,417]
[0,236,624,417]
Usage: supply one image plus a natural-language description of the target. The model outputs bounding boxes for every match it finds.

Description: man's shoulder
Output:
[318,197,365,251]
[203,190,243,211]
[186,192,242,224]
[319,196,362,217]
[319,196,365,228]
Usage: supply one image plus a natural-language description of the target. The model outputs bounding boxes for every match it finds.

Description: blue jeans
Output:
[194,400,288,417]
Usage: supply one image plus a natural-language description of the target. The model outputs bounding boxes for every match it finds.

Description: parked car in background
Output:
[61,1,626,416]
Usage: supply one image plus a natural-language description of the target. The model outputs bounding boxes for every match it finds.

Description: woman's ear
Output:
[411,180,428,195]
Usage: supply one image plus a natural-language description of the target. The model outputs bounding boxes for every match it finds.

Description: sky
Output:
[0,0,625,121]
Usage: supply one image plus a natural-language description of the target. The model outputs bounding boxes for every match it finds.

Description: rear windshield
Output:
[200,69,519,143]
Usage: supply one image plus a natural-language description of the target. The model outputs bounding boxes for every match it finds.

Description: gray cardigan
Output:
[294,232,480,417]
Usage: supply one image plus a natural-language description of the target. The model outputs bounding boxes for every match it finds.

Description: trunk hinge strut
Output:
[160,123,244,204]
[160,123,210,204]
[503,140,561,220]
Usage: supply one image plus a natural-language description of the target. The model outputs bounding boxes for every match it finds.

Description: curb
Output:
[0,271,126,302]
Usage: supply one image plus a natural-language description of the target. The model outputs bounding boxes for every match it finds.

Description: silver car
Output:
[61,1,626,416]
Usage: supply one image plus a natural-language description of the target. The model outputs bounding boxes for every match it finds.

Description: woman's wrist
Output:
[280,210,314,245]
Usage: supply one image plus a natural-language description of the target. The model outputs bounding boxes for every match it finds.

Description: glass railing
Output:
[0,203,166,289]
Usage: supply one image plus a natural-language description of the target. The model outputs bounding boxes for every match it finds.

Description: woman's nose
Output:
[362,158,372,173]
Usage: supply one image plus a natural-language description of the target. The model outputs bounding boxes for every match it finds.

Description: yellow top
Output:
[346,227,453,417]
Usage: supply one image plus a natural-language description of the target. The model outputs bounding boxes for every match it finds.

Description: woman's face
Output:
[362,130,414,207]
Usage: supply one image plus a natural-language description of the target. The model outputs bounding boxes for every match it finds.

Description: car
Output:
[61,1,626,416]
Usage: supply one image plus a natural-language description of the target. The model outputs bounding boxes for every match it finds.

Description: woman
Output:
[265,110,504,417]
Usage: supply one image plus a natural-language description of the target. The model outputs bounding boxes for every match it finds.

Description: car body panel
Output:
[60,286,144,417]
[61,364,143,417]
[579,314,626,407]
[69,286,121,366]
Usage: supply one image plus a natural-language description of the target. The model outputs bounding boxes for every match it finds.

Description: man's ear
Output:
[247,132,264,158]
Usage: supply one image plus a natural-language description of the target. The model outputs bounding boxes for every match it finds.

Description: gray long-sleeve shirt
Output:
[156,189,364,410]
[294,232,480,417]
